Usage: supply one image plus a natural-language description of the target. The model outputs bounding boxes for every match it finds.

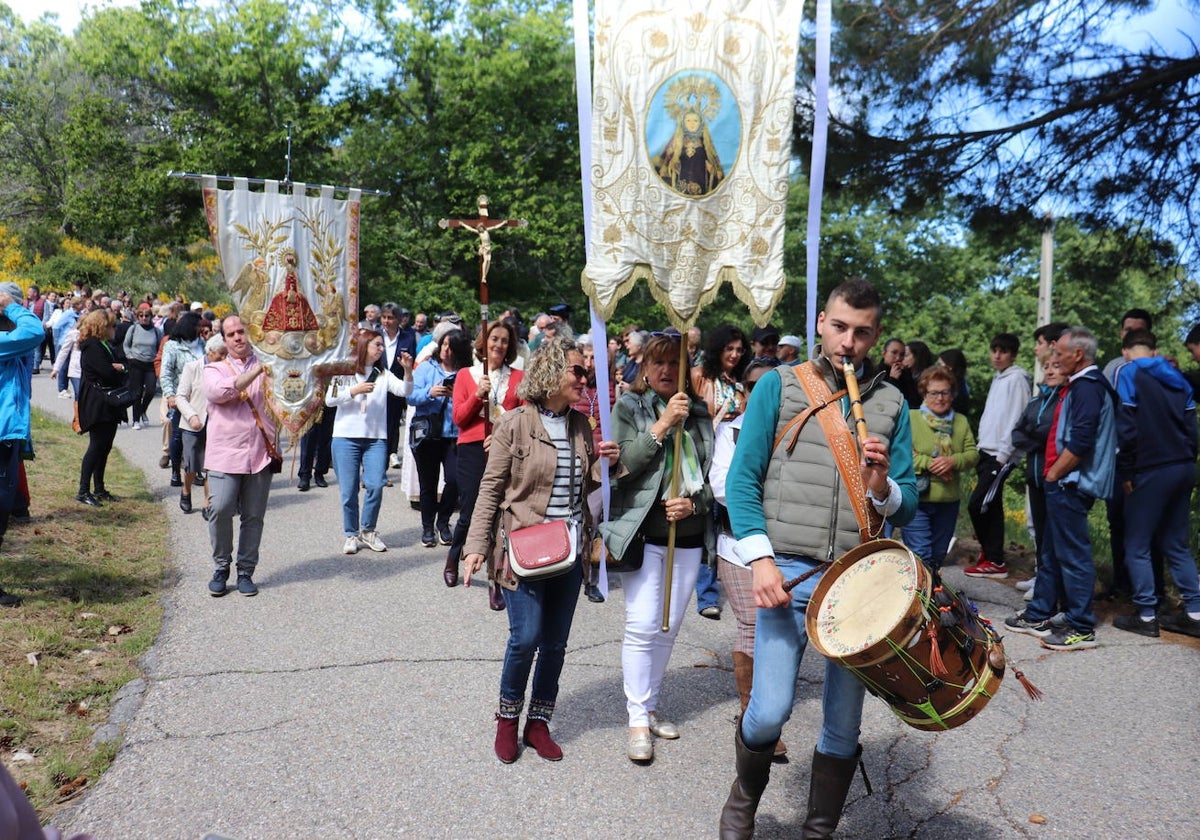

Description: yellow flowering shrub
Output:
[0,225,31,281]
[61,238,125,273]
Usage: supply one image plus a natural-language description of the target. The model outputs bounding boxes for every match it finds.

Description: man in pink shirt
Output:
[202,315,274,596]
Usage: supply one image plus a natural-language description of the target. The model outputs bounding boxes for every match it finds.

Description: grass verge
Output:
[1,408,167,819]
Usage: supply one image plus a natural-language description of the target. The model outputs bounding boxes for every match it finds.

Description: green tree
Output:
[0,7,74,235]
[343,0,584,313]
[803,0,1200,258]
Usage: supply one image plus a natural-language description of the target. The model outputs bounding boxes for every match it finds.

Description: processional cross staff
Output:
[439,195,527,431]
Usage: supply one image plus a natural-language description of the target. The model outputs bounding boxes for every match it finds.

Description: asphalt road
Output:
[30,372,1200,840]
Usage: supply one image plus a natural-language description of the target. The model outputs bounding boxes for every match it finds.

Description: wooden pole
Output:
[660,335,690,633]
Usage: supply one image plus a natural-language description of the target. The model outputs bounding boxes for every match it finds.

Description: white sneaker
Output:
[360,530,387,552]
[132,421,142,431]
[1024,585,1035,601]
[57,390,71,400]
[388,454,402,469]
[1016,578,1035,591]
[342,536,359,555]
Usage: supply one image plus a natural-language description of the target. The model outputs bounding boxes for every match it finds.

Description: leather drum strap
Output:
[788,362,883,543]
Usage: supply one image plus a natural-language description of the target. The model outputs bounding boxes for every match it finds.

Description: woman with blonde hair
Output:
[75,309,128,506]
[463,338,620,763]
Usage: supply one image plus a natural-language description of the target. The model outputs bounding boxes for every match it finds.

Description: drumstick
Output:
[781,563,829,592]
[842,355,875,465]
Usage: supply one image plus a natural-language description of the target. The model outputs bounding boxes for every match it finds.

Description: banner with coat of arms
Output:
[203,176,361,440]
[581,0,803,327]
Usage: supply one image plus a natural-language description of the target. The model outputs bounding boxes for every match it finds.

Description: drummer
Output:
[717,278,919,839]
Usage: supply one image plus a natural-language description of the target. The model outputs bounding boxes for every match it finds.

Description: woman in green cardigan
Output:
[906,366,979,570]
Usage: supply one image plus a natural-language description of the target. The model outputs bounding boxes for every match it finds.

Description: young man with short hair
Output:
[719,278,917,837]
[964,333,1031,578]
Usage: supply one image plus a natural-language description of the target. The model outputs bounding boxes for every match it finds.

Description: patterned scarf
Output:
[654,395,704,499]
[920,405,955,457]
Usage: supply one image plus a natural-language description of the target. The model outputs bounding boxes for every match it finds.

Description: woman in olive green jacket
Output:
[906,366,979,570]
[601,333,714,764]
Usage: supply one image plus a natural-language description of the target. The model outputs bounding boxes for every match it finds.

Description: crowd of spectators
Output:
[4,280,1200,830]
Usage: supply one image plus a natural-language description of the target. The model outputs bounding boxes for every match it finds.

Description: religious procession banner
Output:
[581,0,803,327]
[203,177,361,440]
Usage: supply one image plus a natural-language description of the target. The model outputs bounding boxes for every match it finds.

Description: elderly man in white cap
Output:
[777,334,802,365]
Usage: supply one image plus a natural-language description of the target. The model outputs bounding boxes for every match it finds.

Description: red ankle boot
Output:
[522,719,563,761]
[495,715,519,763]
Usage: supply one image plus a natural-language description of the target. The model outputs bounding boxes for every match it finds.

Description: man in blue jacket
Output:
[1,282,47,607]
[718,279,917,839]
[1006,326,1116,651]
[1111,329,1200,638]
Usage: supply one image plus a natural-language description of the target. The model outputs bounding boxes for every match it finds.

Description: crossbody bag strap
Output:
[792,362,882,543]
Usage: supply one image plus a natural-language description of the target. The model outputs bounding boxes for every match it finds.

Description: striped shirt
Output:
[540,413,582,520]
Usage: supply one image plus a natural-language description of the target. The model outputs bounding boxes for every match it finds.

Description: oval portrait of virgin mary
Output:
[646,71,741,198]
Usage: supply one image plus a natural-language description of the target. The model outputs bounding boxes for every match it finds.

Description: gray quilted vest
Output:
[761,358,904,562]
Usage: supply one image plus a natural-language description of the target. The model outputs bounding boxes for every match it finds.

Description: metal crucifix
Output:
[438,195,527,428]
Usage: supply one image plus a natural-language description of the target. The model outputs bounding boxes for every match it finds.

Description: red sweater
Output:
[452,365,524,444]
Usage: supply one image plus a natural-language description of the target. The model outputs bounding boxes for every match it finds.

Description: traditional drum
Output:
[805,539,1005,731]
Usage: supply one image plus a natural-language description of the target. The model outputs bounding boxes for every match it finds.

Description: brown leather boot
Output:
[732,651,753,712]
[734,652,786,760]
[718,719,775,840]
[800,747,861,838]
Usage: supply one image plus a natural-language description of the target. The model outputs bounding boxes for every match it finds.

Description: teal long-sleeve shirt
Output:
[725,364,918,564]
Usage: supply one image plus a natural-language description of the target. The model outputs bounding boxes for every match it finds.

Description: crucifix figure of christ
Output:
[439,194,527,303]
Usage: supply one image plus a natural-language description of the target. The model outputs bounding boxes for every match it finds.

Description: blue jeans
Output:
[904,500,960,570]
[499,560,584,714]
[695,562,720,611]
[740,555,866,759]
[331,437,388,537]
[1027,480,1096,632]
[168,407,183,470]
[1125,463,1200,616]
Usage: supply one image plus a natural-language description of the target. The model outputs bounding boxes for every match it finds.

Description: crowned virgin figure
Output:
[261,250,320,333]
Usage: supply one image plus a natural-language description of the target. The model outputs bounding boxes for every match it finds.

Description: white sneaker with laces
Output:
[1016,578,1034,591]
[57,390,71,400]
[132,421,142,431]
[342,536,359,555]
[360,530,387,552]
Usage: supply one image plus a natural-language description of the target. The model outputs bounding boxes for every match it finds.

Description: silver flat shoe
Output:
[627,730,654,762]
[648,712,679,740]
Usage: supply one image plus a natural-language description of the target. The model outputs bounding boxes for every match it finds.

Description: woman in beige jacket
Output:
[463,338,620,764]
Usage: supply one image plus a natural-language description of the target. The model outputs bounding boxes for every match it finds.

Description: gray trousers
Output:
[207,468,272,574]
